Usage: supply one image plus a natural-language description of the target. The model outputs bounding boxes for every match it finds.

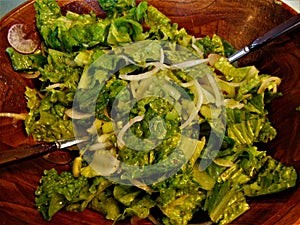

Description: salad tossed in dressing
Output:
[5,0,297,224]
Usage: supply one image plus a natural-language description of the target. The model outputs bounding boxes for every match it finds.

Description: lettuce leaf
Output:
[35,0,110,52]
[98,0,136,13]
[6,47,46,71]
[35,169,91,221]
[244,157,297,196]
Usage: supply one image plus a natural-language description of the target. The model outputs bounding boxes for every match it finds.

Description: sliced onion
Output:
[145,61,169,70]
[207,74,222,107]
[86,120,100,134]
[134,78,153,99]
[0,113,27,120]
[88,142,113,151]
[200,86,218,104]
[179,80,194,88]
[217,77,244,87]
[257,76,281,94]
[130,80,139,98]
[120,66,160,81]
[180,80,203,129]
[224,99,244,109]
[119,55,142,67]
[45,83,62,90]
[192,37,204,58]
[64,108,92,119]
[170,58,208,69]
[89,150,119,176]
[117,115,145,148]
[213,158,235,167]
[20,72,40,79]
[131,179,155,193]
[97,133,112,143]
[159,47,165,63]
[208,53,222,66]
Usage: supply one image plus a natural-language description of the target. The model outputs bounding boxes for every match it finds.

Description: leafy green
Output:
[91,189,121,220]
[214,57,257,83]
[23,48,82,141]
[95,76,128,121]
[196,34,236,57]
[6,47,46,71]
[5,0,297,224]
[244,157,297,196]
[24,88,74,142]
[35,0,110,52]
[111,185,156,219]
[154,168,206,225]
[35,169,91,220]
[107,17,146,44]
[98,0,136,13]
[204,179,250,225]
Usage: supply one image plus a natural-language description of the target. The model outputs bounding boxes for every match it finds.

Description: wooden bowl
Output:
[0,0,299,224]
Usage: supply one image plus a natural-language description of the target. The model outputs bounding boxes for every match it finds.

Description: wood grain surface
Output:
[0,0,299,224]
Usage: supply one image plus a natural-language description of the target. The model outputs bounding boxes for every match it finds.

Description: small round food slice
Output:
[7,23,38,54]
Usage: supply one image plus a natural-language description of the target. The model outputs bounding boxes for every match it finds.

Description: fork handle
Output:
[228,14,300,63]
[0,142,57,166]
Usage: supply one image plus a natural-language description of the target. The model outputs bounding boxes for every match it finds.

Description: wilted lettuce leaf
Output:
[35,0,110,52]
[24,87,74,142]
[107,17,146,44]
[35,169,90,220]
[244,157,297,196]
[98,0,136,13]
[113,185,141,206]
[23,48,81,141]
[196,34,236,57]
[123,195,156,219]
[160,192,205,225]
[92,189,121,220]
[204,180,250,225]
[6,47,46,71]
[214,58,257,83]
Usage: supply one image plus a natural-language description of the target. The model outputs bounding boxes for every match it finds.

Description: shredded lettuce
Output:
[5,0,297,224]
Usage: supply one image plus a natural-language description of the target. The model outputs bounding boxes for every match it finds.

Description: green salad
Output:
[5,0,297,224]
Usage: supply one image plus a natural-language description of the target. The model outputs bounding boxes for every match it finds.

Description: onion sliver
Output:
[180,80,203,129]
[117,115,145,148]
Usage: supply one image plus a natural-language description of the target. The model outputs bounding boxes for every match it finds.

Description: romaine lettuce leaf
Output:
[98,0,136,13]
[35,169,91,220]
[244,157,297,196]
[6,47,46,71]
[35,0,110,52]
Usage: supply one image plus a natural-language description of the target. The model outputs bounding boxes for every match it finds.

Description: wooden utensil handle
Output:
[0,142,57,165]
[250,14,300,50]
